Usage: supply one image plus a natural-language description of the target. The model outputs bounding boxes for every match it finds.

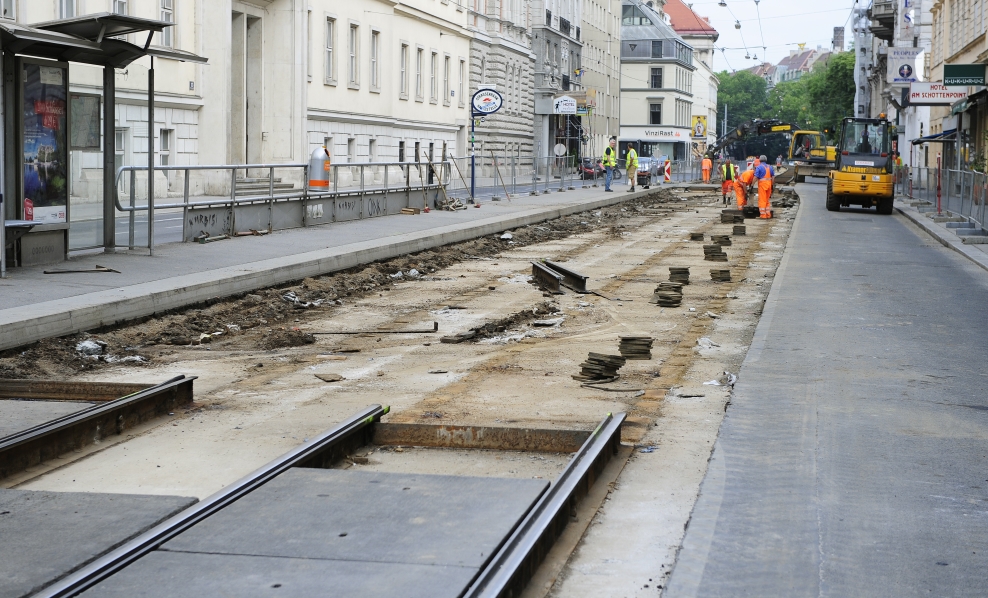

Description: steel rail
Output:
[462,411,626,598]
[0,375,192,450]
[544,261,589,293]
[531,261,564,294]
[35,404,390,598]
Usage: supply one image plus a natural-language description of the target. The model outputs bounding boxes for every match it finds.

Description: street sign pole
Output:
[470,88,504,205]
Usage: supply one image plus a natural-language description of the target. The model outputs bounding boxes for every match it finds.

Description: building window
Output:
[398,140,405,162]
[443,56,451,106]
[159,129,173,166]
[348,25,359,86]
[59,0,75,19]
[369,138,377,162]
[325,19,336,83]
[649,103,661,125]
[651,41,662,58]
[159,0,173,47]
[400,44,408,98]
[430,52,438,103]
[546,9,551,26]
[416,48,424,101]
[459,59,466,107]
[370,31,380,89]
[347,138,355,163]
[112,0,127,16]
[650,67,662,89]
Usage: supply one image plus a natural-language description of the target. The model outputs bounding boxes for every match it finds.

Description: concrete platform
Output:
[83,468,547,597]
[0,186,663,352]
[0,400,92,438]
[0,489,196,598]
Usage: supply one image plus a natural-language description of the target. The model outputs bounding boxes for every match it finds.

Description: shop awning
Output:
[911,129,958,145]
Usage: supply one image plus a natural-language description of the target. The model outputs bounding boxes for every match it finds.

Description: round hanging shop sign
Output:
[472,89,503,115]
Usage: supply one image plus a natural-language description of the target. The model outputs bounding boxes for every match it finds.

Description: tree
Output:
[716,70,769,134]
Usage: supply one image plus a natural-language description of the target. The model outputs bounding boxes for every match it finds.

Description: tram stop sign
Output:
[472,89,503,115]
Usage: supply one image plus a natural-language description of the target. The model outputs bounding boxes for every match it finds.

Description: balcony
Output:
[868,0,895,41]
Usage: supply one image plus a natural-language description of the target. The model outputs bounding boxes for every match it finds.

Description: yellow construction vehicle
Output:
[826,116,895,214]
[788,130,836,183]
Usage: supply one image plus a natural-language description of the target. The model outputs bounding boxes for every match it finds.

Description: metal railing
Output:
[113,161,450,252]
[905,166,988,230]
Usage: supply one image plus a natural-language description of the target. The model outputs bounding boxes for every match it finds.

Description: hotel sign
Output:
[908,82,968,105]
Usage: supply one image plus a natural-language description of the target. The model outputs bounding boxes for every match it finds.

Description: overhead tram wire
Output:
[754,0,767,61]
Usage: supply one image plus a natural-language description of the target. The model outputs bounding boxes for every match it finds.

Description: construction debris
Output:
[195,233,229,244]
[573,352,626,381]
[619,336,653,360]
[703,244,728,262]
[669,267,690,285]
[710,235,732,246]
[440,331,477,344]
[733,225,746,236]
[44,265,121,274]
[313,322,439,334]
[315,373,345,382]
[710,269,732,282]
[649,282,684,307]
[690,232,705,241]
[401,207,422,215]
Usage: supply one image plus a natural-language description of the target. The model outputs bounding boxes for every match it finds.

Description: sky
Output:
[682,0,861,71]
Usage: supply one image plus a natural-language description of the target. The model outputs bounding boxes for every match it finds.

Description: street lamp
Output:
[735,20,741,29]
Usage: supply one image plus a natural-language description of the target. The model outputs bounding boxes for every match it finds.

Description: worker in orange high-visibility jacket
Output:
[701,155,713,183]
[754,154,774,219]
[734,167,756,209]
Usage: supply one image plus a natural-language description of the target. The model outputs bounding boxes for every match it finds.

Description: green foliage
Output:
[715,52,857,158]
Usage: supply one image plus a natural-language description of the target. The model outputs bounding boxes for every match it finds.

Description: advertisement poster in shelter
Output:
[23,62,68,224]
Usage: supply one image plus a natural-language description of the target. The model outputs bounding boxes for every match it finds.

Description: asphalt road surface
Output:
[667,181,988,597]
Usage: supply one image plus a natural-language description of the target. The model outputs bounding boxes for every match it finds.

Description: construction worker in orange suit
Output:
[701,154,713,184]
[720,158,736,205]
[734,166,756,209]
[754,154,774,219]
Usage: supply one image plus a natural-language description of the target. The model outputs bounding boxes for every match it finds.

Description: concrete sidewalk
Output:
[665,182,988,596]
[0,186,663,352]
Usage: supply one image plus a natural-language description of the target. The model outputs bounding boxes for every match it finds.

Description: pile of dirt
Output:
[0,190,679,379]
[469,301,561,340]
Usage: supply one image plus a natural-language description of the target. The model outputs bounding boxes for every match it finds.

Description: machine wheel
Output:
[825,180,840,212]
[876,196,894,215]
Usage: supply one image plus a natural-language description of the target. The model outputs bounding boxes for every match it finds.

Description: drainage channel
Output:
[35,406,625,598]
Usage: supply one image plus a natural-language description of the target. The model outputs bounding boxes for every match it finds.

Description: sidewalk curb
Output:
[895,201,988,274]
[0,189,660,352]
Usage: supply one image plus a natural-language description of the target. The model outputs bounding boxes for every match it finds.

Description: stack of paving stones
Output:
[720,212,736,224]
[710,269,732,282]
[573,352,627,381]
[619,336,654,360]
[721,209,745,223]
[704,244,728,262]
[669,267,690,285]
[649,282,684,307]
[733,225,746,236]
[690,232,705,241]
[711,234,732,246]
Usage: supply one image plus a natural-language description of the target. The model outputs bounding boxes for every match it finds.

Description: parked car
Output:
[578,158,623,181]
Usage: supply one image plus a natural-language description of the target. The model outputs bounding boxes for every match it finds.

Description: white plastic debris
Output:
[703,379,722,386]
[705,311,720,319]
[282,291,323,308]
[75,340,105,356]
[688,307,696,312]
[406,269,420,278]
[697,337,720,349]
[724,371,738,386]
[389,271,404,279]
[532,318,564,327]
[500,232,513,240]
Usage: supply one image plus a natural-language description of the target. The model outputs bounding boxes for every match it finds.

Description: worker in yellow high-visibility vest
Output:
[626,143,639,193]
[602,138,617,192]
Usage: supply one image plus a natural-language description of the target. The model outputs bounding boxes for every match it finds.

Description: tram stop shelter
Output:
[0,13,207,278]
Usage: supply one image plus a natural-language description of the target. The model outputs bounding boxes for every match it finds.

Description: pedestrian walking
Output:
[602,138,617,192]
[626,143,639,193]
[721,159,737,205]
[755,154,774,219]
[702,155,713,184]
